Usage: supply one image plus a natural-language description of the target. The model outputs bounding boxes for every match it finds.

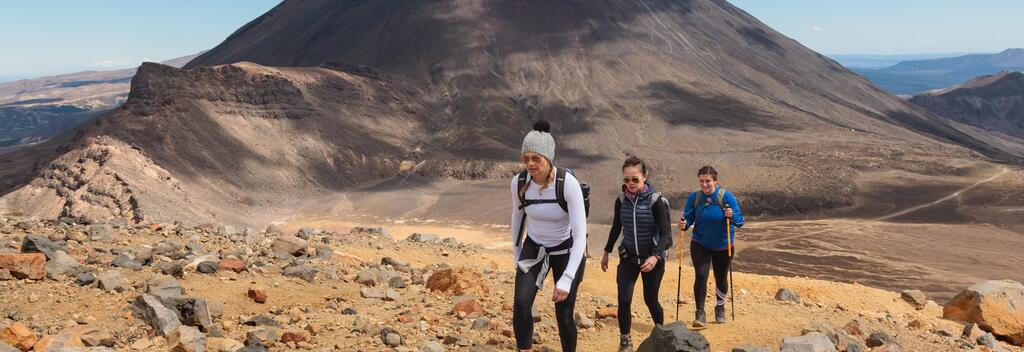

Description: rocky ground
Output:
[1,216,1022,352]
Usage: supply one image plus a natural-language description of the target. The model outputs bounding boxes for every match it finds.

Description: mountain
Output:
[854,49,1024,95]
[910,71,1024,140]
[2,0,1023,226]
[829,52,972,69]
[0,53,201,148]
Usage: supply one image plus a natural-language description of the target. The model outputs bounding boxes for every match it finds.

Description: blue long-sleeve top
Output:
[682,186,744,251]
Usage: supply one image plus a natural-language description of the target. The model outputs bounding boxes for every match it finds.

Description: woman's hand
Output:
[640,256,659,272]
[553,288,569,303]
[600,252,610,272]
[724,208,733,218]
[678,219,688,230]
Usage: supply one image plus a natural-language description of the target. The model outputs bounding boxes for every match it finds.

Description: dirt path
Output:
[738,166,1009,254]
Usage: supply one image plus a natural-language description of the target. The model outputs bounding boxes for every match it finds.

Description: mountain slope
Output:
[911,71,1024,139]
[854,49,1024,95]
[2,0,1022,226]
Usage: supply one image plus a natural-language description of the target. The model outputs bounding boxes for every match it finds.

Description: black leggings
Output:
[690,241,732,310]
[513,253,586,351]
[616,256,665,334]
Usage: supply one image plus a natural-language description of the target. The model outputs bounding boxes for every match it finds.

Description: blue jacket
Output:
[682,186,744,251]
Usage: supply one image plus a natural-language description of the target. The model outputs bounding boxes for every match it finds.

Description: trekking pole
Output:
[676,222,684,322]
[725,204,735,321]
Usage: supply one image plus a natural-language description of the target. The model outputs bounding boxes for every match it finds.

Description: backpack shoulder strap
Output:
[716,187,727,208]
[555,167,568,213]
[649,191,662,205]
[693,191,707,226]
[516,170,529,209]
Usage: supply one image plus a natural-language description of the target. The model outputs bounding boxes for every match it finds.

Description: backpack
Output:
[691,187,727,228]
[617,191,673,249]
[514,167,590,247]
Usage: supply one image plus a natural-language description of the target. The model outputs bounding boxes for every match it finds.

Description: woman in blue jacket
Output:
[679,165,744,327]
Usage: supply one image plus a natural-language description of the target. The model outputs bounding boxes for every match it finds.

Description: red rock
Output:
[0,253,46,280]
[595,307,618,319]
[280,331,309,344]
[247,287,268,304]
[218,258,247,273]
[426,267,490,296]
[30,325,93,351]
[944,280,1024,344]
[1,322,37,351]
[452,297,485,318]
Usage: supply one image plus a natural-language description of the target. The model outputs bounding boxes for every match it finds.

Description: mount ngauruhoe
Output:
[2,0,1022,226]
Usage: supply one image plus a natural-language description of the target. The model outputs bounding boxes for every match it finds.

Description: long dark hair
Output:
[697,165,718,180]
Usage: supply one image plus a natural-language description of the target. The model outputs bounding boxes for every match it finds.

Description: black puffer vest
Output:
[618,183,660,259]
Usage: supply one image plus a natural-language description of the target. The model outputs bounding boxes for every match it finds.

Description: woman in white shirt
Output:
[510,120,588,352]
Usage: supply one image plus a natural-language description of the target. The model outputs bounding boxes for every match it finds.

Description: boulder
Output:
[43,250,81,278]
[775,288,801,303]
[731,345,771,352]
[196,261,218,274]
[900,289,928,310]
[217,258,246,273]
[866,330,896,348]
[96,270,126,292]
[146,275,184,301]
[451,296,485,318]
[0,253,45,280]
[271,236,307,259]
[0,323,37,351]
[111,254,143,271]
[20,235,63,260]
[575,311,595,329]
[408,233,440,243]
[943,280,1024,345]
[248,287,268,304]
[168,325,206,352]
[426,267,490,296]
[636,322,710,352]
[779,332,836,352]
[75,272,96,286]
[132,294,182,336]
[282,265,318,282]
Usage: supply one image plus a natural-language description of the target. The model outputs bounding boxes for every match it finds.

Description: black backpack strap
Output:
[555,167,568,213]
[516,171,530,209]
[515,170,529,247]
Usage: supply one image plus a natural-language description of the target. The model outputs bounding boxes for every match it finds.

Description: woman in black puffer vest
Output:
[601,156,671,352]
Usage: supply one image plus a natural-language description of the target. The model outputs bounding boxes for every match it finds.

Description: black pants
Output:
[690,240,731,310]
[513,250,586,351]
[616,255,665,335]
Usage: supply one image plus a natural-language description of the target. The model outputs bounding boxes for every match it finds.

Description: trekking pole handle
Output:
[724,204,732,257]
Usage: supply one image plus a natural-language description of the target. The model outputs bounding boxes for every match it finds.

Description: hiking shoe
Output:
[692,310,707,328]
[619,334,632,352]
[714,305,727,323]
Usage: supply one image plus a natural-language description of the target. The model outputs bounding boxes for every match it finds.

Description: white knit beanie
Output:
[521,120,555,161]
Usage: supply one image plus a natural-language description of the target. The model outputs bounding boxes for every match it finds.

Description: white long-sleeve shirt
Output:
[510,168,587,292]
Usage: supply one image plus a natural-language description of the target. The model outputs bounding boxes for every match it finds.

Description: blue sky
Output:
[1,1,1022,80]
[731,0,1024,55]
[0,1,280,79]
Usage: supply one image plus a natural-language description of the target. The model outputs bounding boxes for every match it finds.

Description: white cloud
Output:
[88,59,137,68]
[811,26,826,32]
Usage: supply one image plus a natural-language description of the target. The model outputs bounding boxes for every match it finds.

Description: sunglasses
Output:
[623,177,642,184]
[521,155,545,164]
